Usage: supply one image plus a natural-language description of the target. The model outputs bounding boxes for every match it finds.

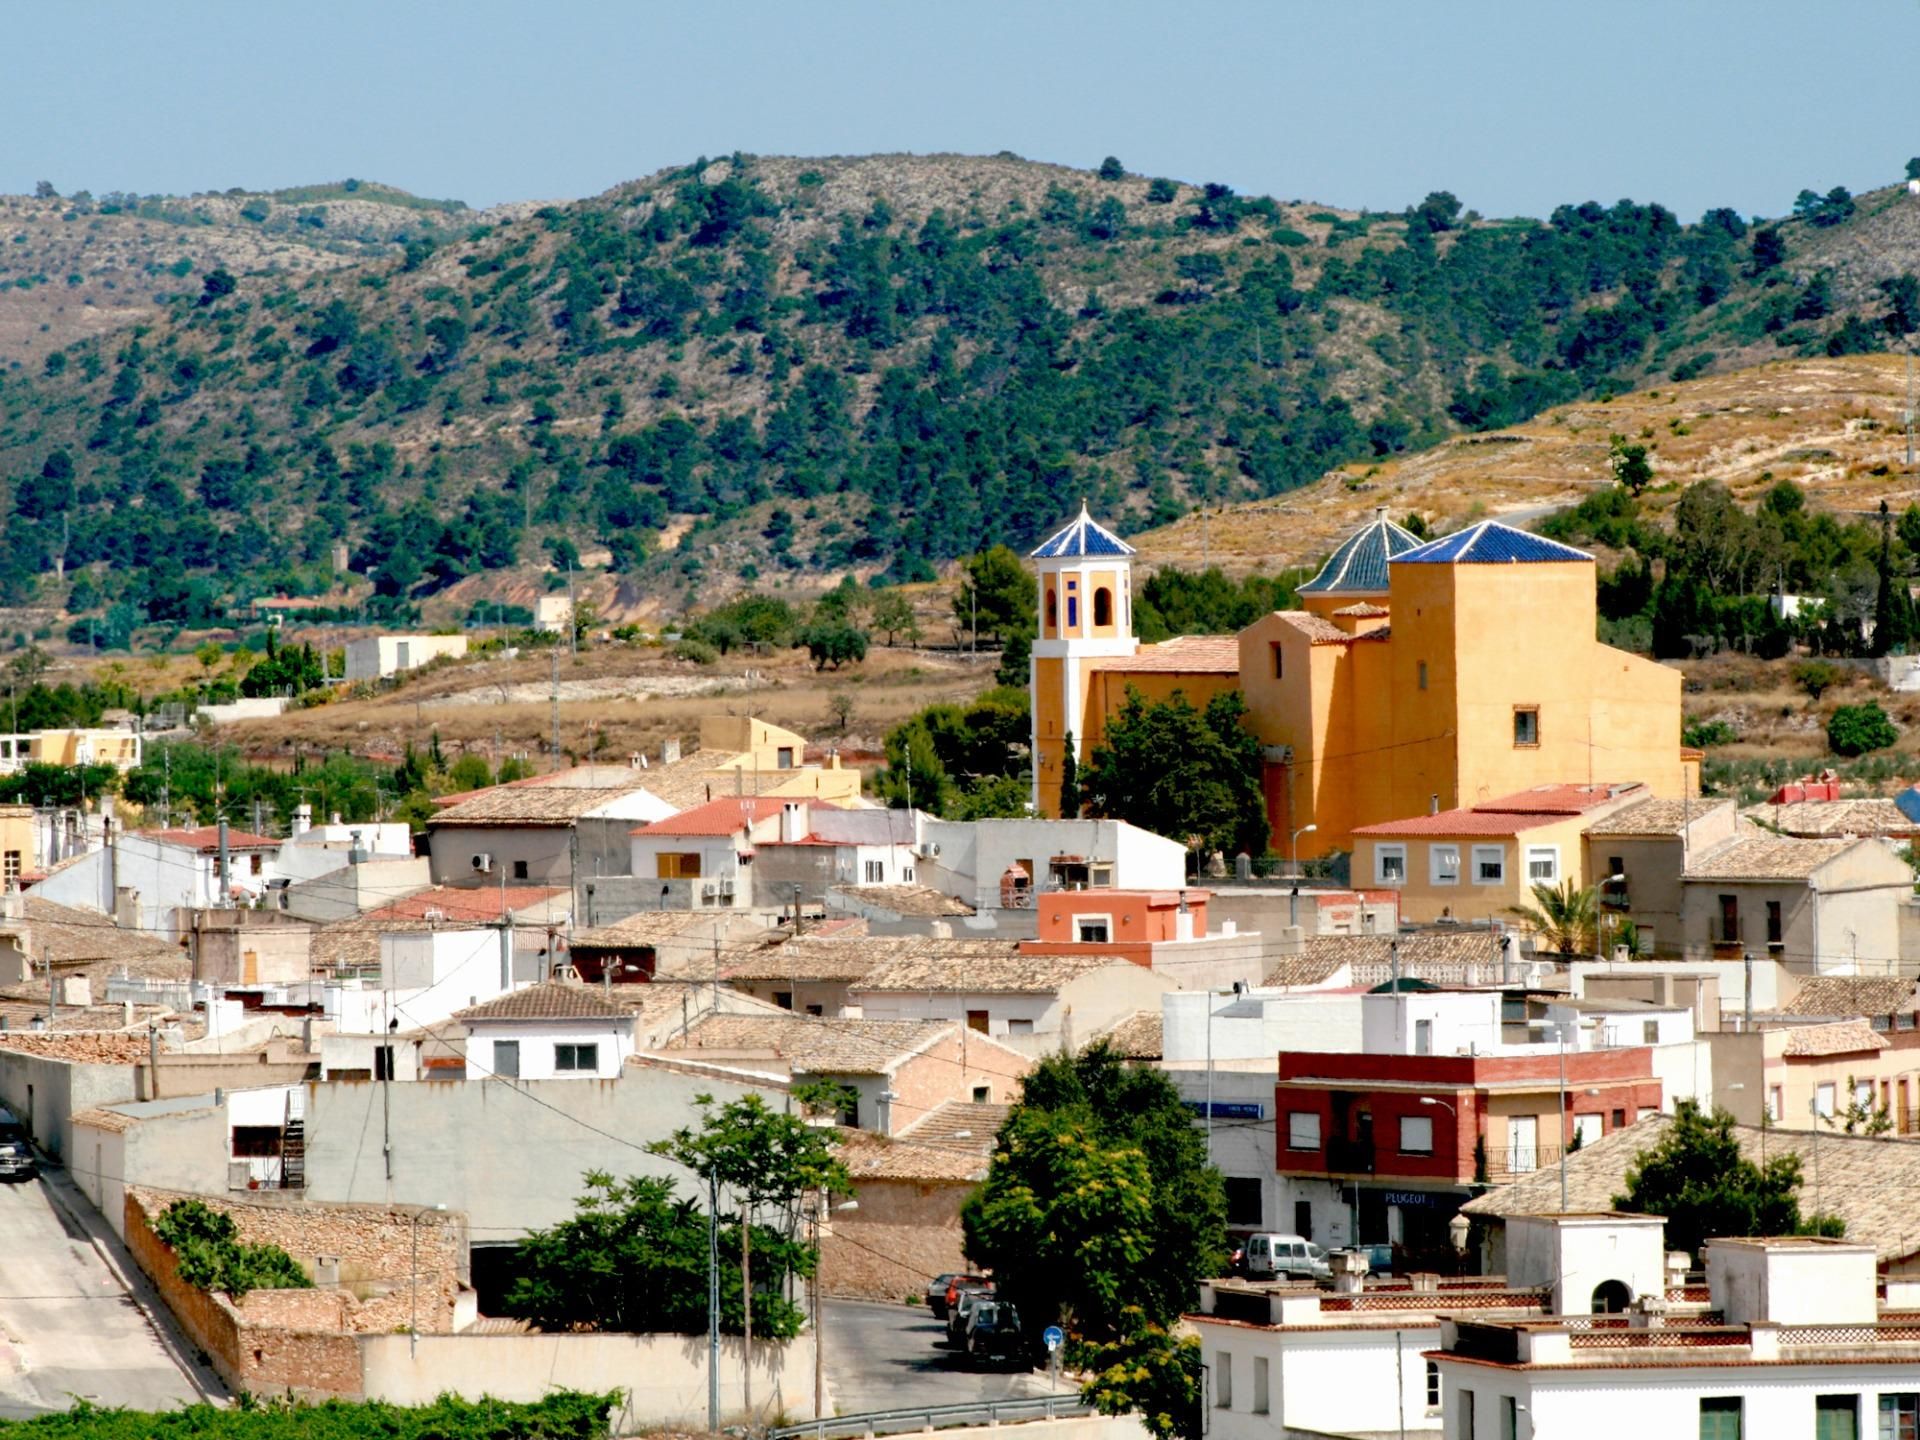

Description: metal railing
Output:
[768,1394,1092,1440]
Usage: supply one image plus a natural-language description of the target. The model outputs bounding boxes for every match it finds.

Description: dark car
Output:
[926,1273,964,1319]
[945,1282,994,1347]
[0,1109,36,1182]
[963,1300,1029,1368]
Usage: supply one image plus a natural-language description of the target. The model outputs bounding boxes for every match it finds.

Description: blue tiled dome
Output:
[1030,504,1136,560]
[1394,521,1592,565]
[1298,511,1425,594]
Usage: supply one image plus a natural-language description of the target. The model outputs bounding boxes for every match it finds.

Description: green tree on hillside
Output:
[954,545,1036,645]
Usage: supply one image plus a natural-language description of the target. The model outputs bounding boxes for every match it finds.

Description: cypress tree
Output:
[1059,730,1079,817]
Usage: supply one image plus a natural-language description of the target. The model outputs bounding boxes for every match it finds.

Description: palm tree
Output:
[1508,879,1599,955]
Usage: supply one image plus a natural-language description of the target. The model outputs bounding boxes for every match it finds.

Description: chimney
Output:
[780,803,803,845]
[292,804,312,836]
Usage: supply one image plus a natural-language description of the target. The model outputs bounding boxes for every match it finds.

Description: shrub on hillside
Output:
[1828,702,1897,757]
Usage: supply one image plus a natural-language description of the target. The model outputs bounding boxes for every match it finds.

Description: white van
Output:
[1242,1233,1330,1281]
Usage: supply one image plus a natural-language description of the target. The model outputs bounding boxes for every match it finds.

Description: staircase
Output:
[279,1090,306,1190]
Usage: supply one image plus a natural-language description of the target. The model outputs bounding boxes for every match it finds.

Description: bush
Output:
[1829,702,1897,757]
[1145,178,1178,204]
[152,1198,311,1299]
[799,621,869,670]
[1793,660,1844,700]
[671,636,717,665]
[1682,718,1739,749]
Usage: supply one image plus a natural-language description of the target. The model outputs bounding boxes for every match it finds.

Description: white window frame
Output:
[1816,1082,1836,1118]
[1525,845,1560,884]
[1471,845,1506,885]
[1214,1351,1232,1410]
[1287,1111,1321,1151]
[1429,843,1460,886]
[1074,914,1113,943]
[863,859,885,884]
[1399,1114,1434,1155]
[1375,844,1408,885]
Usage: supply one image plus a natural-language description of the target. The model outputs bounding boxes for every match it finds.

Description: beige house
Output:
[818,1128,988,1302]
[1582,796,1741,957]
[1679,835,1912,973]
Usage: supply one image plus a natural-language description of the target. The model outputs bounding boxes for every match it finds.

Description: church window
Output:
[1094,587,1113,626]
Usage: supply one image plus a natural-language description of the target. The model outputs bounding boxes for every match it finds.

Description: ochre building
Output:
[1028,506,1697,858]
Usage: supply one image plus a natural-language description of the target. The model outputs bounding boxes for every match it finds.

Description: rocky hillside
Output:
[3,152,1920,634]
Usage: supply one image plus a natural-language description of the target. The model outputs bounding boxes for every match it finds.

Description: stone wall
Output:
[820,1177,973,1302]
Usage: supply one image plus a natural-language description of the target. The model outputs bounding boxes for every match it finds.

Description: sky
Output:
[6,1,1919,222]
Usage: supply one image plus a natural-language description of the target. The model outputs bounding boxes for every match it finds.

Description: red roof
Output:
[1354,784,1641,838]
[632,795,800,838]
[361,886,566,924]
[143,826,280,853]
[1474,783,1640,814]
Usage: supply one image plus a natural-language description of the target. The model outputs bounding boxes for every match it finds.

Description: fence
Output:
[769,1394,1092,1440]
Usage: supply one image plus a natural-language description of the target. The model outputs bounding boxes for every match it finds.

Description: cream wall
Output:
[1355,810,1598,928]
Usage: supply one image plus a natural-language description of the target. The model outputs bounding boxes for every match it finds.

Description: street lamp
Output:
[1205,981,1251,1163]
[409,1203,446,1357]
[1289,823,1318,876]
[806,1197,860,1420]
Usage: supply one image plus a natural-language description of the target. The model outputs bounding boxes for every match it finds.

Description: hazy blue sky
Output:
[8,1,1917,221]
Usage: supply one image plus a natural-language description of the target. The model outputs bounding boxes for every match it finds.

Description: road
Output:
[0,1169,220,1419]
[821,1299,1072,1415]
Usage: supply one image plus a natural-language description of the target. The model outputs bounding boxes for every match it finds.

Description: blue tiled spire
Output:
[1298,510,1425,594]
[1030,502,1136,560]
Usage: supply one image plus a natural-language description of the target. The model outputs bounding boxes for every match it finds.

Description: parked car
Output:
[1241,1232,1331,1282]
[0,1108,35,1183]
[926,1273,964,1319]
[963,1300,1029,1368]
[945,1282,995,1347]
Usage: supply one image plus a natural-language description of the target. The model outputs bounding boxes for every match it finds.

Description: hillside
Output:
[1134,352,1920,575]
[5,152,1920,636]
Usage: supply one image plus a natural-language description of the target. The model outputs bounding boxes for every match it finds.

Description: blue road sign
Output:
[1044,1326,1065,1351]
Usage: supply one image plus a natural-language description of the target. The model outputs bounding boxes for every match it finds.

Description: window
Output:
[1295,1200,1313,1238]
[492,1040,519,1079]
[1213,1351,1232,1409]
[1399,1115,1433,1154]
[230,1126,282,1159]
[1376,845,1407,885]
[1414,1018,1432,1055]
[373,1045,395,1082]
[1457,1390,1475,1439]
[1430,844,1460,886]
[249,853,263,875]
[972,1085,991,1103]
[1224,1177,1263,1227]
[864,860,885,883]
[1815,1395,1858,1440]
[1067,592,1079,629]
[1045,589,1057,632]
[967,1010,990,1034]
[1501,1395,1519,1440]
[555,1043,599,1073]
[1698,1397,1742,1439]
[777,747,795,770]
[1718,894,1740,944]
[1472,845,1506,884]
[1075,917,1112,943]
[1766,900,1783,947]
[1643,1020,1660,1044]
[1089,864,1113,888]
[1880,1393,1918,1440]
[1006,1018,1034,1036]
[1417,660,1428,691]
[1271,644,1284,679]
[657,852,703,880]
[1287,1112,1321,1151]
[1424,1360,1440,1412]
[773,991,793,1010]
[1513,707,1539,746]
[1525,846,1559,884]
[1817,1082,1837,1118]
[1856,1079,1875,1111]
[1,851,17,884]
[512,859,529,880]
[1251,1356,1269,1415]
[1768,1086,1783,1122]
[1574,1113,1602,1148]
[1612,1108,1626,1129]
[1094,587,1113,627]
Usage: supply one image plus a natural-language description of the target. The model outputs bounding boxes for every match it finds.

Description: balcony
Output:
[1325,1138,1375,1175]
[1483,1143,1567,1183]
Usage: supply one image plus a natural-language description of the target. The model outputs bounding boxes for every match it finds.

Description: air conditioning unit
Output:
[918,842,942,860]
[701,882,718,900]
[471,853,492,874]
[719,878,736,898]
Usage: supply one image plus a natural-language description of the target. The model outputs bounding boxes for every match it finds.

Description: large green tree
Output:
[964,1047,1223,1440]
[1614,1100,1843,1258]
[954,545,1036,646]
[1078,687,1268,859]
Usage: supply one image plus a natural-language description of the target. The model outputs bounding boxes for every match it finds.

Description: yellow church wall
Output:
[1383,563,1466,821]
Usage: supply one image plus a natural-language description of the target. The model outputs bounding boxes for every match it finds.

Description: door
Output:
[493,1040,520,1079]
[243,949,259,985]
[1510,1115,1538,1173]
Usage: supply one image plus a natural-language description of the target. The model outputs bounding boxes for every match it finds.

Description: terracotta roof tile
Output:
[633,795,801,837]
[830,884,974,917]
[361,886,565,925]
[851,947,1119,995]
[1287,931,1518,988]
[455,983,630,1023]
[1096,1010,1163,1059]
[7,896,186,978]
[1742,798,1920,839]
[1088,634,1242,673]
[653,1013,955,1074]
[1585,798,1733,837]
[143,826,280,852]
[1682,836,1861,881]
[834,1126,988,1182]
[1783,976,1920,1018]
[1780,1019,1889,1057]
[570,911,719,948]
[897,1100,1012,1156]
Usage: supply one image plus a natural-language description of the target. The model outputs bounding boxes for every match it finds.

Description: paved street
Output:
[0,1170,220,1419]
[821,1299,1072,1416]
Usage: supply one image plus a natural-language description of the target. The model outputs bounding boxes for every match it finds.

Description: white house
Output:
[1432,1229,1920,1440]
[316,928,511,1079]
[32,825,286,939]
[343,634,468,682]
[628,796,837,911]
[454,983,632,1080]
[918,817,1187,911]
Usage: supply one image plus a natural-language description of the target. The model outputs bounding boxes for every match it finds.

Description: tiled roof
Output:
[1681,836,1859,881]
[1394,521,1593,566]
[455,983,631,1023]
[570,911,718,948]
[830,884,974,918]
[833,1127,989,1182]
[1029,504,1136,560]
[1355,784,1641,838]
[633,795,797,837]
[1299,513,1425,594]
[70,1106,141,1134]
[1782,976,1920,1018]
[143,826,280,852]
[852,948,1119,995]
[1476,783,1642,814]
[1271,610,1362,645]
[1780,1019,1888,1057]
[654,1013,954,1075]
[724,934,899,983]
[1089,634,1241,673]
[361,886,566,926]
[1463,1115,1920,1261]
[9,896,186,977]
[431,757,745,826]
[0,1032,152,1063]
[1585,798,1730,837]
[1096,1010,1163,1060]
[1743,798,1920,839]
[1263,948,1356,988]
[1330,602,1390,618]
[898,1100,1012,1156]
[1285,931,1515,984]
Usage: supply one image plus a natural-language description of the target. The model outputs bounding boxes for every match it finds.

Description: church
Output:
[1028,505,1697,859]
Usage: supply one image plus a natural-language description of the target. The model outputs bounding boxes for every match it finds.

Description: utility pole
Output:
[1558,1022,1569,1212]
[707,1168,721,1431]
[549,650,561,774]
